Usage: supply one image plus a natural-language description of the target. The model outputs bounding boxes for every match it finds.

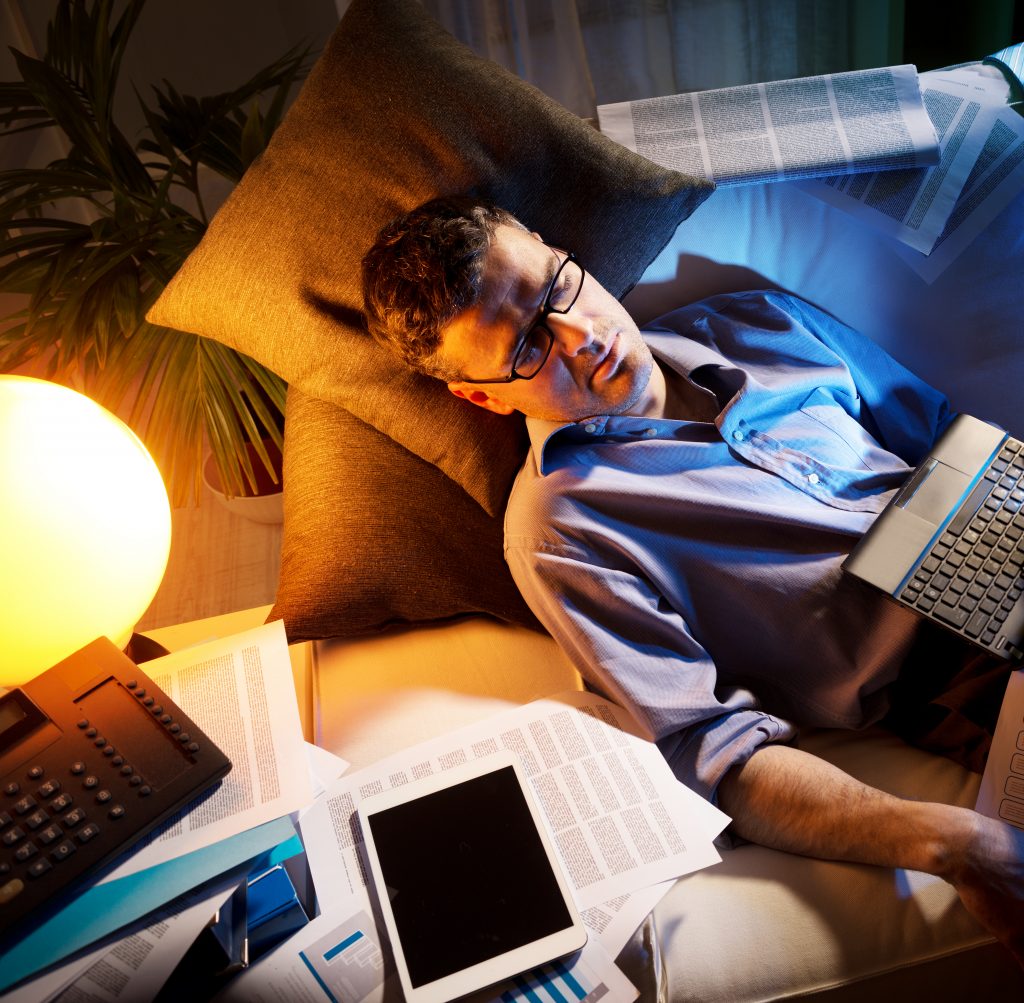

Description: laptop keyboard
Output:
[900,436,1024,651]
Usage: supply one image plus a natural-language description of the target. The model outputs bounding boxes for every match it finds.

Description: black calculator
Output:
[0,637,231,941]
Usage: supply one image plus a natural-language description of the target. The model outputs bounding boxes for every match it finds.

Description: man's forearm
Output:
[718,743,1024,964]
[717,743,970,874]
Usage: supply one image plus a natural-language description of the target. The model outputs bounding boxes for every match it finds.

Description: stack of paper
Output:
[217,691,729,1003]
[0,622,345,1003]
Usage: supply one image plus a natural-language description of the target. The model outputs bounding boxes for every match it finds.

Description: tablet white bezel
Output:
[357,751,587,1003]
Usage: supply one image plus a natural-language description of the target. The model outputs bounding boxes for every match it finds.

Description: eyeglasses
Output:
[459,246,585,384]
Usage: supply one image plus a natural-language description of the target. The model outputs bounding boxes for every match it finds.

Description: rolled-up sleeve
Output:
[505,534,796,803]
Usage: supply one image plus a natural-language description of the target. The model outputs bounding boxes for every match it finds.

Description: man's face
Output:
[439,225,658,422]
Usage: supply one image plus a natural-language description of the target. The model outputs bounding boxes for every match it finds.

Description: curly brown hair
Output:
[361,196,523,381]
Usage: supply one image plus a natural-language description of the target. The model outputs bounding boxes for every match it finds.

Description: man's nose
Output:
[547,311,596,357]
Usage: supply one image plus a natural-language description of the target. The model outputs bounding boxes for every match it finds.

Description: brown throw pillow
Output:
[147,0,711,518]
[270,387,540,640]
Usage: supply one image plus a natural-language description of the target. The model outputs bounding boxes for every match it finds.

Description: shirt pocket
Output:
[798,386,893,472]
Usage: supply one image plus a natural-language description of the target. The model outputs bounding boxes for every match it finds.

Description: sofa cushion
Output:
[146,0,711,519]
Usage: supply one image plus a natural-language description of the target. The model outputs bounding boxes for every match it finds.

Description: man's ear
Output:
[447,382,517,416]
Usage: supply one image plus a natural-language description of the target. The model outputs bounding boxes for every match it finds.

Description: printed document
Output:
[976,669,1024,829]
[300,691,726,914]
[102,621,313,880]
[800,66,1006,252]
[598,64,937,185]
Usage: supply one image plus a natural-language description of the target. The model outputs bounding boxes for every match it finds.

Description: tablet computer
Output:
[357,752,587,1003]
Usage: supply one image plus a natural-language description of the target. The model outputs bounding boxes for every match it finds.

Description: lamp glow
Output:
[0,376,172,687]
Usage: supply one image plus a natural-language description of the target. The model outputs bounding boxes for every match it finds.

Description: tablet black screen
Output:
[366,765,573,988]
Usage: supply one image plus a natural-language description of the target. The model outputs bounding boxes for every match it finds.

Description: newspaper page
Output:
[975,669,1024,829]
[101,621,313,881]
[216,902,639,1003]
[800,65,1010,252]
[896,101,1024,281]
[598,64,938,185]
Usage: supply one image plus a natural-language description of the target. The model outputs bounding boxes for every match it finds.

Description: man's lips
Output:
[589,333,621,384]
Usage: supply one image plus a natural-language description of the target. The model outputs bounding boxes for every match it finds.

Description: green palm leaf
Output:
[0,0,307,505]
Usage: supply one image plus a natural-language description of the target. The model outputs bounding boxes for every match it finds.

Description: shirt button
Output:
[732,430,745,442]
[807,472,820,485]
[644,428,657,437]
[584,423,597,434]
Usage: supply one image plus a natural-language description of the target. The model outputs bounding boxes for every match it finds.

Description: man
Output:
[361,196,1024,963]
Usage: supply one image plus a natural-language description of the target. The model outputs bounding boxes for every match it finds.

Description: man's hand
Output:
[718,744,1024,966]
[943,811,1024,965]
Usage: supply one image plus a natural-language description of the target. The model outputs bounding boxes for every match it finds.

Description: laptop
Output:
[843,413,1024,661]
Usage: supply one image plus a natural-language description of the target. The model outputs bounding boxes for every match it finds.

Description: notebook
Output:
[843,413,1024,661]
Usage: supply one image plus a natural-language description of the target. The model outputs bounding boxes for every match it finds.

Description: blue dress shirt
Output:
[504,290,955,802]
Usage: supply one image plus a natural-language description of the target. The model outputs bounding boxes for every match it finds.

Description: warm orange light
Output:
[0,376,172,686]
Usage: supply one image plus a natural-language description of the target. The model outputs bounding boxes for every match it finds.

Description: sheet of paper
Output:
[215,902,638,1003]
[301,691,726,917]
[3,877,239,1003]
[598,64,937,185]
[102,621,313,880]
[578,881,674,961]
[303,742,350,802]
[975,668,1024,828]
[800,65,1007,252]
[896,102,1024,281]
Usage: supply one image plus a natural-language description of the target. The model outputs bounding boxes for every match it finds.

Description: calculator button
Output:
[77,719,89,729]
[0,811,11,829]
[61,807,86,828]
[51,840,76,862]
[14,841,37,862]
[28,857,52,879]
[86,727,97,738]
[13,796,36,815]
[25,810,47,831]
[95,790,112,805]
[177,734,190,744]
[134,689,146,699]
[139,786,152,797]
[49,793,73,812]
[152,705,163,715]
[120,765,133,777]
[83,776,99,790]
[143,697,154,707]
[111,756,124,767]
[93,737,107,748]
[0,862,9,875]
[4,782,21,796]
[168,724,181,734]
[102,747,115,758]
[187,743,199,753]
[77,823,100,844]
[108,805,126,820]
[38,824,62,845]
[126,679,137,689]
[27,766,44,780]
[160,714,172,724]
[129,776,142,787]
[37,779,61,799]
[2,827,24,846]
[70,762,86,775]
[0,878,24,904]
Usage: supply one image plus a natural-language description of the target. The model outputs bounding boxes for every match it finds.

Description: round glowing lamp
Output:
[0,375,172,687]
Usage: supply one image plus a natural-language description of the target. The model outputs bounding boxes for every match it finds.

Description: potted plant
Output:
[0,0,308,504]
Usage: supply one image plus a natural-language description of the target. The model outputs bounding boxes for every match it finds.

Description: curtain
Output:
[422,0,905,118]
